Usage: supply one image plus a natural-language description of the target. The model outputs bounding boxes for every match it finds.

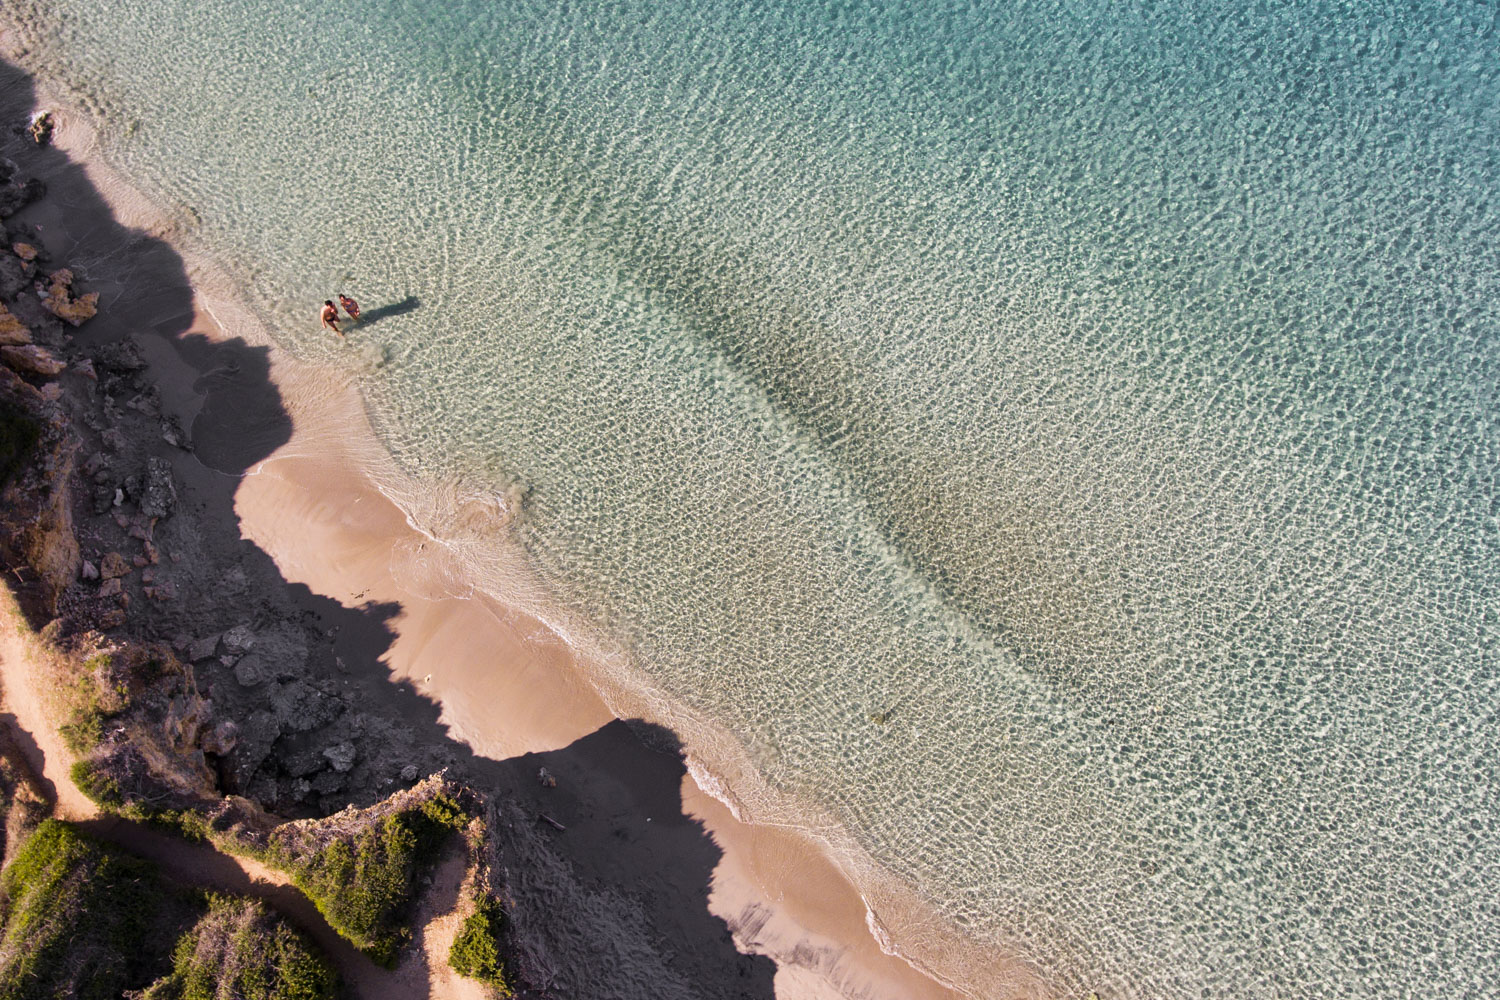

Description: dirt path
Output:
[0,605,424,999]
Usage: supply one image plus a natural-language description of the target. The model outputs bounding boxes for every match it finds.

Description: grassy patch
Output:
[0,819,182,999]
[448,897,514,995]
[68,758,124,808]
[141,894,337,1000]
[265,789,470,967]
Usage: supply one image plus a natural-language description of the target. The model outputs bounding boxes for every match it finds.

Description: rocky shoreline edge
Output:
[0,54,784,999]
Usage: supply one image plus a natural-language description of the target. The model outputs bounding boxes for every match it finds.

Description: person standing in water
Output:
[320,299,342,337]
[338,292,361,322]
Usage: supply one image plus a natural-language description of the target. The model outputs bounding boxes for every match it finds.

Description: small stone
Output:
[73,358,97,380]
[141,568,155,584]
[79,560,99,581]
[131,554,148,569]
[322,742,357,773]
[148,580,177,601]
[99,551,130,579]
[143,540,159,564]
[11,243,37,262]
[233,655,270,687]
[112,488,124,507]
[118,591,130,609]
[187,634,220,662]
[98,578,121,598]
[537,767,557,788]
[221,625,257,655]
[400,764,419,782]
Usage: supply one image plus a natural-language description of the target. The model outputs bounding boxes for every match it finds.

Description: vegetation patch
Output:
[0,819,183,999]
[448,897,514,995]
[260,780,471,966]
[68,757,124,807]
[141,893,337,1000]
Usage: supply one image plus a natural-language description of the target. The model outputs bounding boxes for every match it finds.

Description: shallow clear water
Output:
[10,0,1499,995]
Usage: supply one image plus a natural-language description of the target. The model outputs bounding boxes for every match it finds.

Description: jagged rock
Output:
[160,415,188,449]
[112,487,124,507]
[0,176,44,218]
[233,654,271,687]
[139,456,176,518]
[99,551,131,579]
[270,680,342,733]
[0,254,29,301]
[201,720,239,756]
[98,577,122,598]
[93,339,146,373]
[0,303,30,345]
[73,358,97,380]
[221,624,257,656]
[400,764,419,782]
[248,624,310,681]
[38,268,99,327]
[322,742,357,773]
[11,242,36,262]
[1,343,65,376]
[226,710,280,790]
[79,559,99,581]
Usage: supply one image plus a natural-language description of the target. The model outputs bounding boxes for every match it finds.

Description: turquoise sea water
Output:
[8,1,1498,995]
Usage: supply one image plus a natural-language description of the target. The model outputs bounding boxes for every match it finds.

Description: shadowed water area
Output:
[6,1,1498,996]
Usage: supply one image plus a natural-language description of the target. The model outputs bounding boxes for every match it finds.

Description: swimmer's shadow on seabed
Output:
[350,295,420,327]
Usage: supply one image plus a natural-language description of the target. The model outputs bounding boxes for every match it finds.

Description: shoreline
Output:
[0,37,1022,1000]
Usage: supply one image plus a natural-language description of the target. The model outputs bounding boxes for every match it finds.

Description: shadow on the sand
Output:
[1,55,776,1000]
[352,294,420,326]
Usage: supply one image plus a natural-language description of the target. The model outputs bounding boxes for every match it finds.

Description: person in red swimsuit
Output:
[338,293,361,322]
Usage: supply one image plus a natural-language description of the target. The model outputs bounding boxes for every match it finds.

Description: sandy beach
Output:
[0,38,1006,1000]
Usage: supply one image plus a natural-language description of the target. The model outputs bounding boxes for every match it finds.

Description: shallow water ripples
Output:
[12,0,1500,996]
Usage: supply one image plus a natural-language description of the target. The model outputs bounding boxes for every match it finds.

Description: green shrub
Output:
[141,894,337,1000]
[269,795,468,967]
[0,820,180,999]
[69,758,123,808]
[448,898,512,995]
